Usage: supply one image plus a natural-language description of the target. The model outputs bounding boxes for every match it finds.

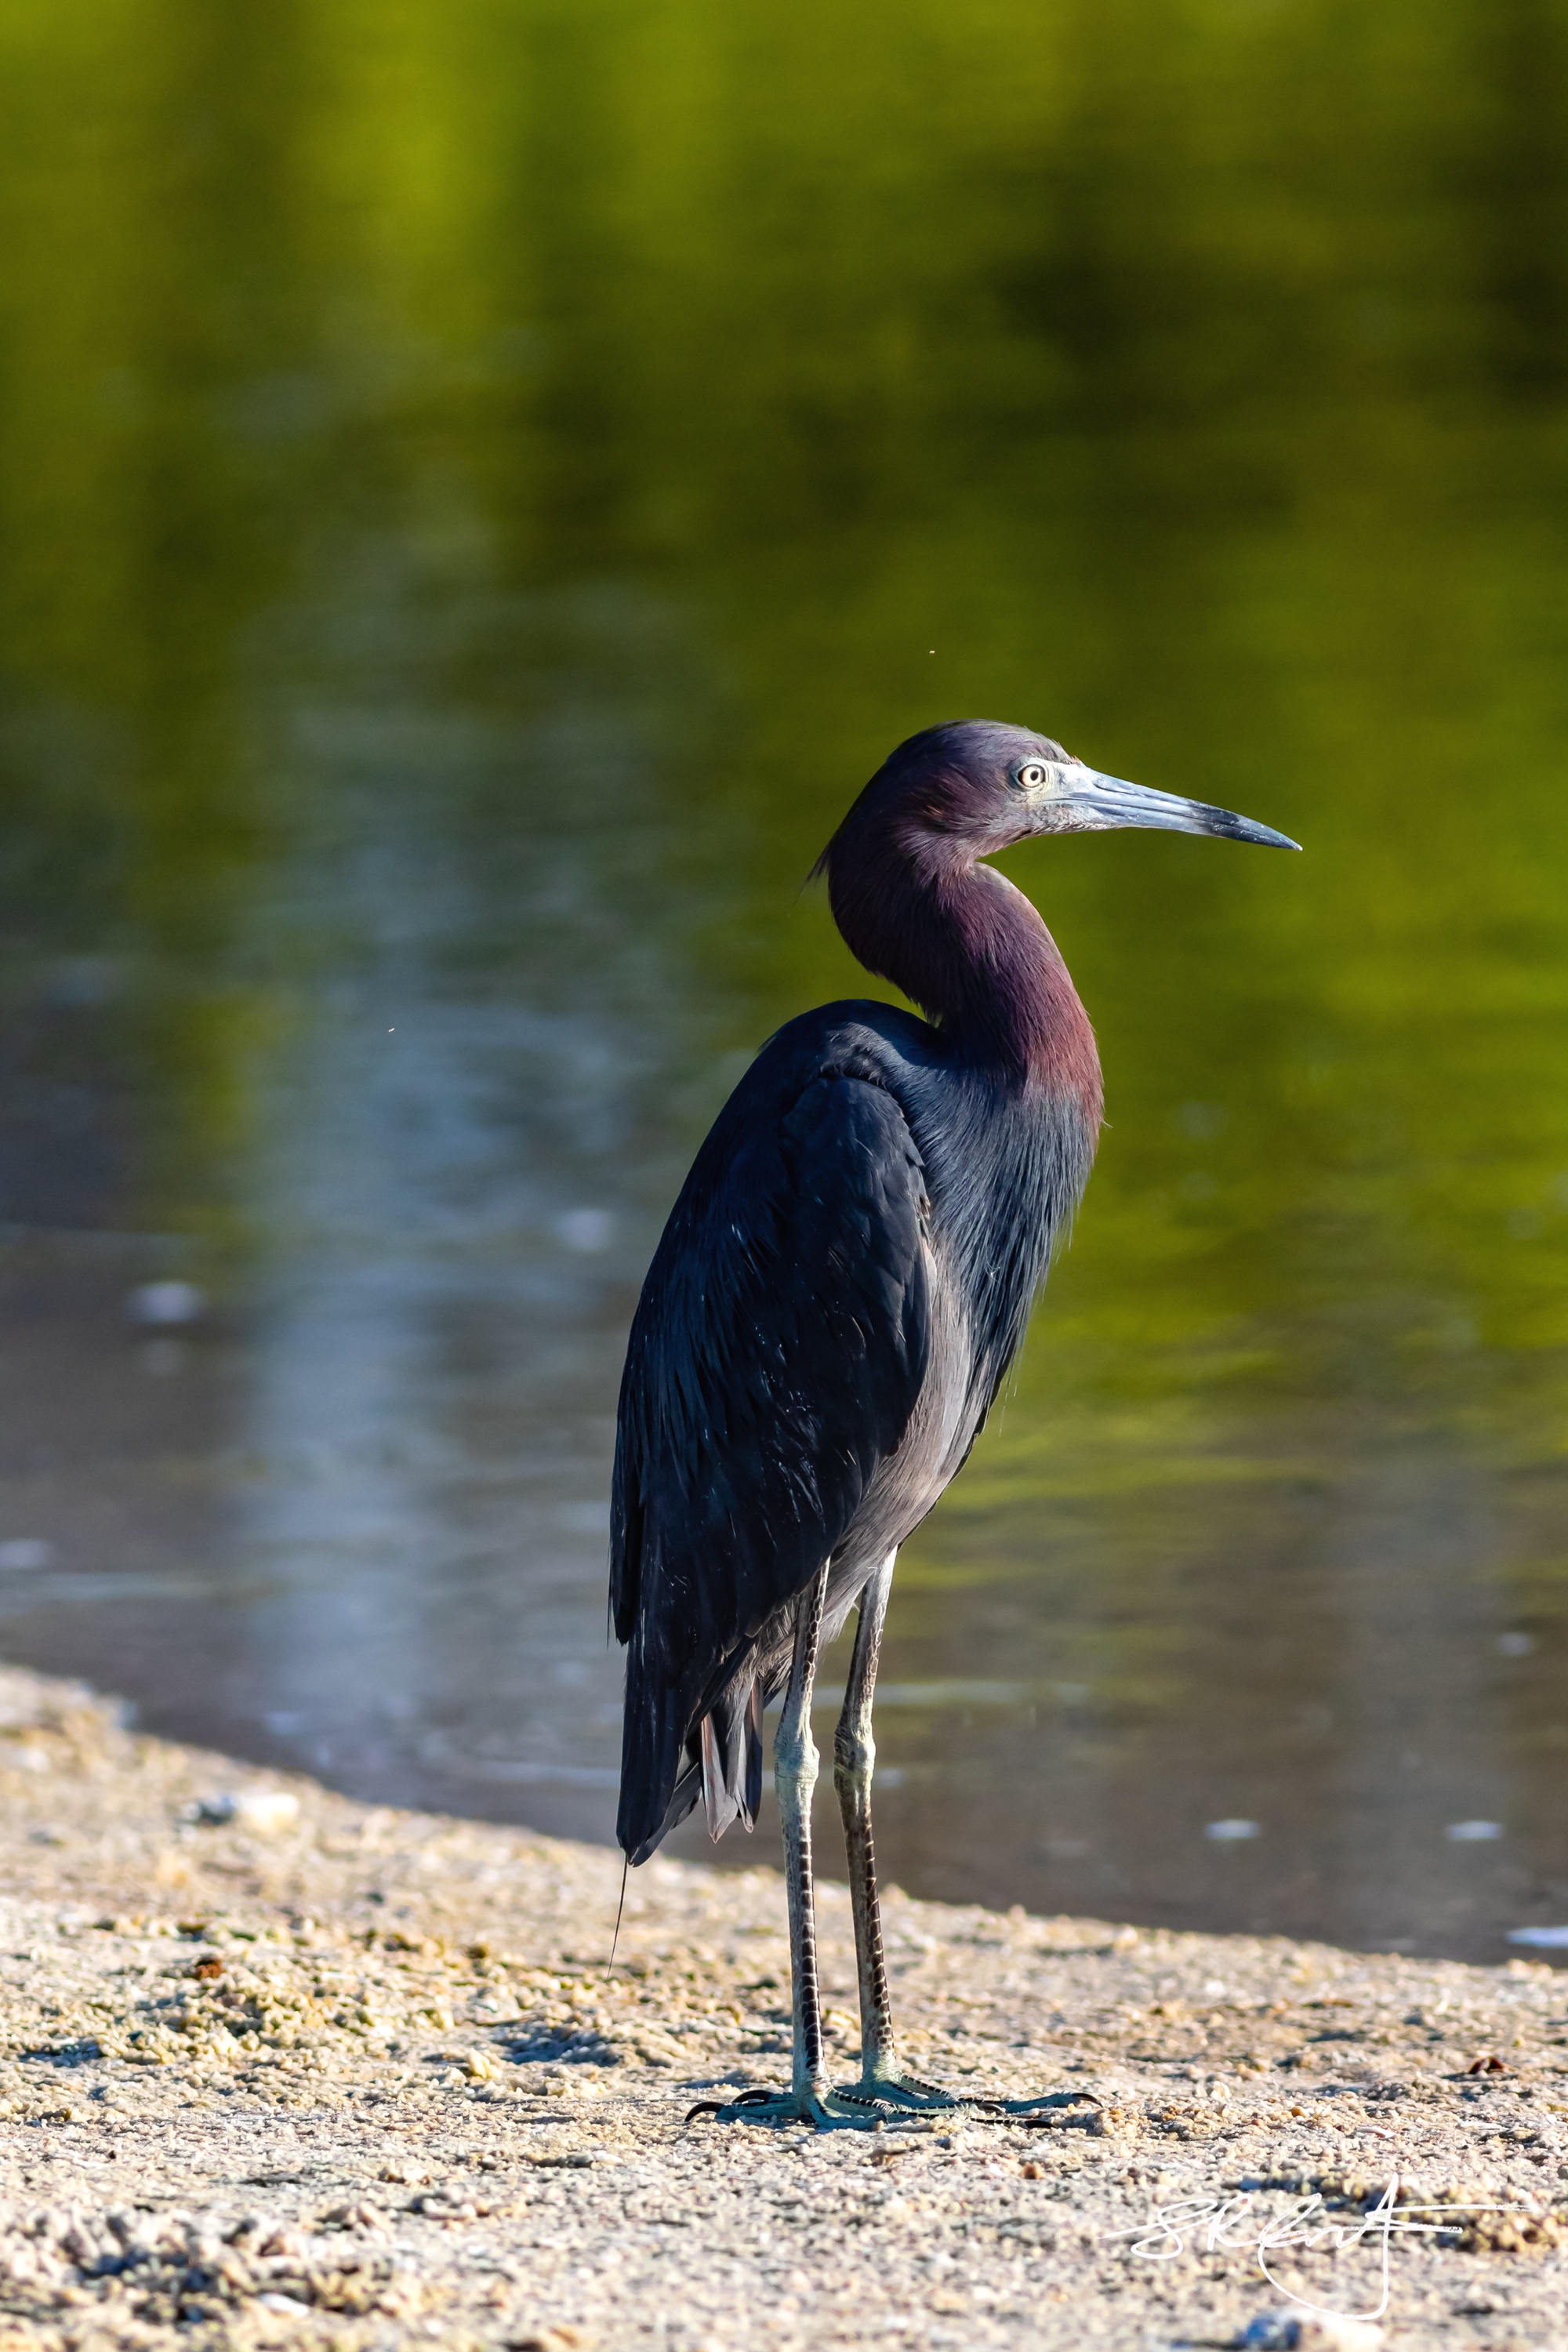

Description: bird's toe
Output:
[840,2071,990,2113]
[685,2085,884,2131]
[994,2088,1102,2122]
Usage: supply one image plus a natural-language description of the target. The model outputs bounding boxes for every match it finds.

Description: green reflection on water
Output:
[2,0,1568,1945]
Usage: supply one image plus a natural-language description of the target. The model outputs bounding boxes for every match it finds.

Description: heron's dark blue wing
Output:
[612,1068,930,1862]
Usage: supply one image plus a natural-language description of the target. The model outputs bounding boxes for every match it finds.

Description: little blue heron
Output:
[611,720,1297,2127]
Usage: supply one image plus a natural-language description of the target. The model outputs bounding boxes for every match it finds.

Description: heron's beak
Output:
[1029,762,1300,851]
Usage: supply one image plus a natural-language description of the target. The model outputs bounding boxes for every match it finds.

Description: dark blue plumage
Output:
[608,720,1296,2129]
[612,1002,1092,1861]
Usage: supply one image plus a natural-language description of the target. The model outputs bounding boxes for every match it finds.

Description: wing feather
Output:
[612,1068,930,1860]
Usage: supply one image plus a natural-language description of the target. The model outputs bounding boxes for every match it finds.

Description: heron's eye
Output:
[1017,761,1049,790]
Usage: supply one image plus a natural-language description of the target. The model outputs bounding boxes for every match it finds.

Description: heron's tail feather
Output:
[648,1753,701,1857]
[699,1677,764,1842]
[619,1648,698,1863]
[620,1656,767,1864]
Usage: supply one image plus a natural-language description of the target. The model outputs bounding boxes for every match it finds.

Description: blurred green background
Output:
[1,0,1566,1958]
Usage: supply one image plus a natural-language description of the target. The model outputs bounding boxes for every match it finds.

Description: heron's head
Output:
[829,719,1299,865]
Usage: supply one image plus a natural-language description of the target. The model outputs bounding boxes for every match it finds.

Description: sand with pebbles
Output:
[0,1666,1559,2350]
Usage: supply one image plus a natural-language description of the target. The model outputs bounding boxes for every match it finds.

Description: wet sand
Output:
[0,1664,1562,2350]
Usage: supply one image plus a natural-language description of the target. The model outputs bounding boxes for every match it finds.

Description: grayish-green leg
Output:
[831,1551,971,2112]
[829,1563,1100,2125]
[834,1550,899,2081]
[686,1562,874,2130]
[778,1553,829,2101]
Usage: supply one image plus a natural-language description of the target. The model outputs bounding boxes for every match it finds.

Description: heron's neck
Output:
[829,837,1103,1118]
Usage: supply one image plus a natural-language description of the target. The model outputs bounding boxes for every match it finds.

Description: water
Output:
[1,0,1566,1962]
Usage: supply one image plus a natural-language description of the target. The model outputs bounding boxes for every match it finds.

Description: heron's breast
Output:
[830,1232,978,1581]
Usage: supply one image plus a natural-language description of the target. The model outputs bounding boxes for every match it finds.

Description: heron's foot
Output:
[684,2084,884,2132]
[993,2088,1103,2122]
[842,2070,990,2114]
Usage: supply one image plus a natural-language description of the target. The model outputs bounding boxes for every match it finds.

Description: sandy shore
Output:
[0,1665,1561,2350]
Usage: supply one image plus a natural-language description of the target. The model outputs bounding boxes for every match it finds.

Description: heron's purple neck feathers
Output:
[823,823,1104,1126]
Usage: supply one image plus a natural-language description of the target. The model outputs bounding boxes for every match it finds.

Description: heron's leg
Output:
[834,1551,898,2081]
[777,1557,830,2103]
[686,1563,873,2130]
[830,1554,968,2113]
[828,1571,1095,2124]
